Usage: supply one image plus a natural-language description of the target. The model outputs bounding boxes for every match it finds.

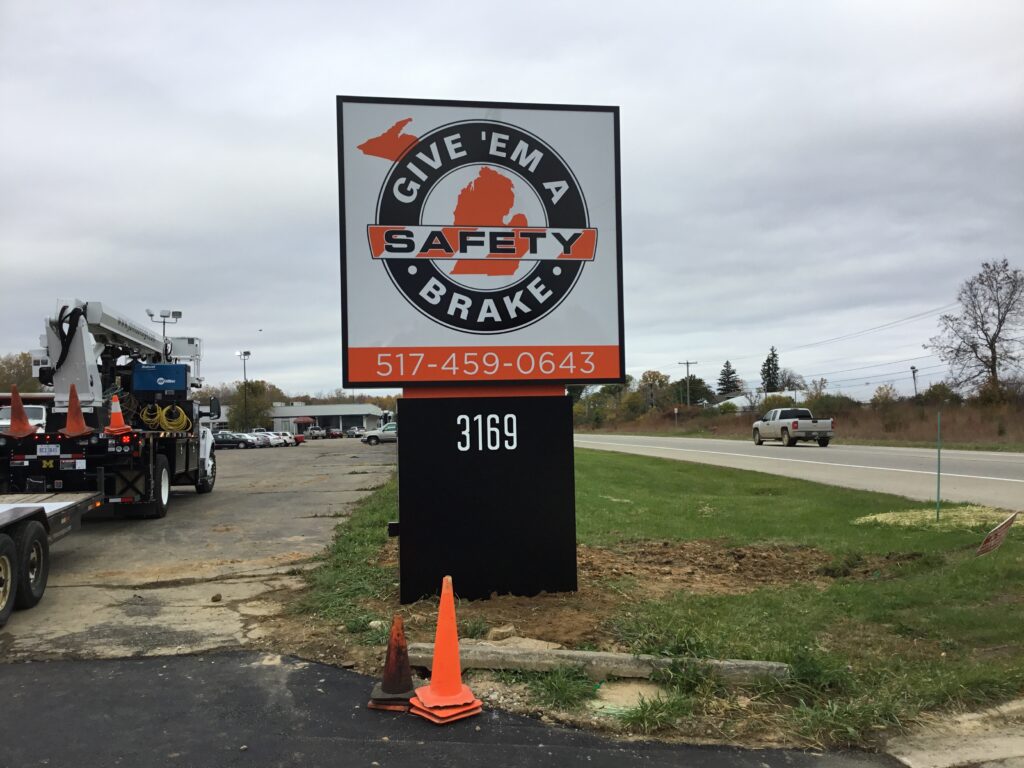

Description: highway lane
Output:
[574,435,1024,511]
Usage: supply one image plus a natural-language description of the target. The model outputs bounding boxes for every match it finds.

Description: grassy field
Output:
[301,449,1024,747]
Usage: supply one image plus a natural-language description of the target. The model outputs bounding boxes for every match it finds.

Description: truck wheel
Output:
[196,452,216,494]
[780,428,793,446]
[753,429,763,446]
[818,439,830,447]
[0,534,16,626]
[367,436,380,446]
[12,520,49,610]
[145,455,171,519]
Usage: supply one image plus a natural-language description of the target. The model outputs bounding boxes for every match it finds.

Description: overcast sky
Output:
[2,1,1021,401]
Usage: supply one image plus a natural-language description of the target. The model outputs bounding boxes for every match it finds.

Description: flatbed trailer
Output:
[0,490,101,627]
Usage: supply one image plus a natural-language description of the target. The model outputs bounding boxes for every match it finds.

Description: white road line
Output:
[574,439,1024,484]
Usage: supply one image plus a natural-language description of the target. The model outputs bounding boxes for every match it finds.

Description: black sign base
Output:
[396,395,576,603]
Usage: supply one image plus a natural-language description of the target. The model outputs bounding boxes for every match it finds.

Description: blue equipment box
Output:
[132,363,189,394]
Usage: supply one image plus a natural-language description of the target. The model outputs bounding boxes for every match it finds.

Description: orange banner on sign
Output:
[348,345,620,383]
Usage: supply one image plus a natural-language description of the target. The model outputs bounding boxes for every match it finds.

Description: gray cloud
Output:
[1,0,1021,400]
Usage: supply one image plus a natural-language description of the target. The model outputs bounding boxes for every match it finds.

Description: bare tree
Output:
[779,368,806,391]
[929,259,1024,393]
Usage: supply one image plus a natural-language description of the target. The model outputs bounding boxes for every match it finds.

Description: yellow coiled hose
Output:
[139,403,192,432]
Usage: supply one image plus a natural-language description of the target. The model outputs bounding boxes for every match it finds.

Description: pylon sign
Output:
[337,96,624,387]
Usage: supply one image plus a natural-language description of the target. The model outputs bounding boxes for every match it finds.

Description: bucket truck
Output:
[0,299,219,626]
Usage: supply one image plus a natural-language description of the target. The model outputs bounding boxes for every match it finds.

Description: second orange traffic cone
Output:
[59,384,94,438]
[104,395,132,435]
[409,576,482,724]
[1,385,39,438]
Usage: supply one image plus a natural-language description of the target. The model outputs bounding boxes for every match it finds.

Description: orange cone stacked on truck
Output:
[1,385,39,438]
[104,395,132,436]
[59,384,94,438]
[409,576,482,724]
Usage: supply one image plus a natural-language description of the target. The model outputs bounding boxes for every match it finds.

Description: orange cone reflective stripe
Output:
[104,395,132,435]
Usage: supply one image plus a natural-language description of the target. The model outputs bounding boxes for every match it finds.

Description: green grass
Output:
[301,448,1024,745]
[494,667,600,710]
[298,478,396,642]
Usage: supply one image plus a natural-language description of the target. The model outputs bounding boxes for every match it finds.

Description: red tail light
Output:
[792,420,799,430]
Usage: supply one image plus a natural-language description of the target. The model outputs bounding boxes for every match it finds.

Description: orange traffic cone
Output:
[409,576,482,724]
[1,385,40,438]
[104,395,132,435]
[59,384,94,438]
[368,615,418,712]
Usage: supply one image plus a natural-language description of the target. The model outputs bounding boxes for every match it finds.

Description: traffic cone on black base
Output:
[368,615,418,712]
[1,385,39,438]
[59,384,94,438]
[409,576,482,724]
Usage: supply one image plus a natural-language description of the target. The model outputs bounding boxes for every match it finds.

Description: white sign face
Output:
[338,96,624,387]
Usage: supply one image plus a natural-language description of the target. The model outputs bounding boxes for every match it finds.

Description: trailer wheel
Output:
[0,534,17,627]
[196,452,216,494]
[144,455,171,519]
[12,520,48,610]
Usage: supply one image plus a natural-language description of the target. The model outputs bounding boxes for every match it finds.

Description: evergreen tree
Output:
[760,346,781,393]
[716,360,741,395]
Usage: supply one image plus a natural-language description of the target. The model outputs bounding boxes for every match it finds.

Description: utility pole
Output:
[678,361,698,406]
[236,350,251,428]
[910,365,919,396]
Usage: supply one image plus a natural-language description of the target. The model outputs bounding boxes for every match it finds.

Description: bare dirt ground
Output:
[254,534,913,674]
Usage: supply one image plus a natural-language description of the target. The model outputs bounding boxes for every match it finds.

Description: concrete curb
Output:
[407,642,790,684]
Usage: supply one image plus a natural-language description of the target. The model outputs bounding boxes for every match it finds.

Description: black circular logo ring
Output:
[375,120,589,334]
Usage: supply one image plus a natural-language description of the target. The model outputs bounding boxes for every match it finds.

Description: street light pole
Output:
[146,308,182,360]
[236,350,251,429]
[678,360,698,407]
[910,366,919,396]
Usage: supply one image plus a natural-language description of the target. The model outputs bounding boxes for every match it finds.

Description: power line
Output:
[802,354,937,379]
[722,302,957,363]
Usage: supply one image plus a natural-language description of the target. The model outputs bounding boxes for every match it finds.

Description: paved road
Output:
[0,438,395,660]
[575,435,1024,511]
[0,651,896,768]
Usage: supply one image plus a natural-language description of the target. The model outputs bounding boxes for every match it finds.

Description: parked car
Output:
[306,426,325,439]
[273,431,297,446]
[214,432,249,449]
[345,426,365,438]
[752,408,834,447]
[244,432,272,448]
[326,428,345,439]
[361,422,397,445]
[293,433,305,445]
[262,432,287,447]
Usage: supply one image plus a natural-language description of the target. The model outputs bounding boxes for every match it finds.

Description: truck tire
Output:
[818,438,830,447]
[781,428,795,447]
[752,429,763,446]
[196,452,216,494]
[0,534,17,627]
[367,436,380,446]
[12,520,48,610]
[144,455,171,519]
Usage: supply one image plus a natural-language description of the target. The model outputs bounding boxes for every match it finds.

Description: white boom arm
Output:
[32,299,200,411]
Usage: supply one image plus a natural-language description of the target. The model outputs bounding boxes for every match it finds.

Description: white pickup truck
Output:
[752,408,834,447]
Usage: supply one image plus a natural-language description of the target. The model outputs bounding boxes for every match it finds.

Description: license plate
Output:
[37,444,61,457]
